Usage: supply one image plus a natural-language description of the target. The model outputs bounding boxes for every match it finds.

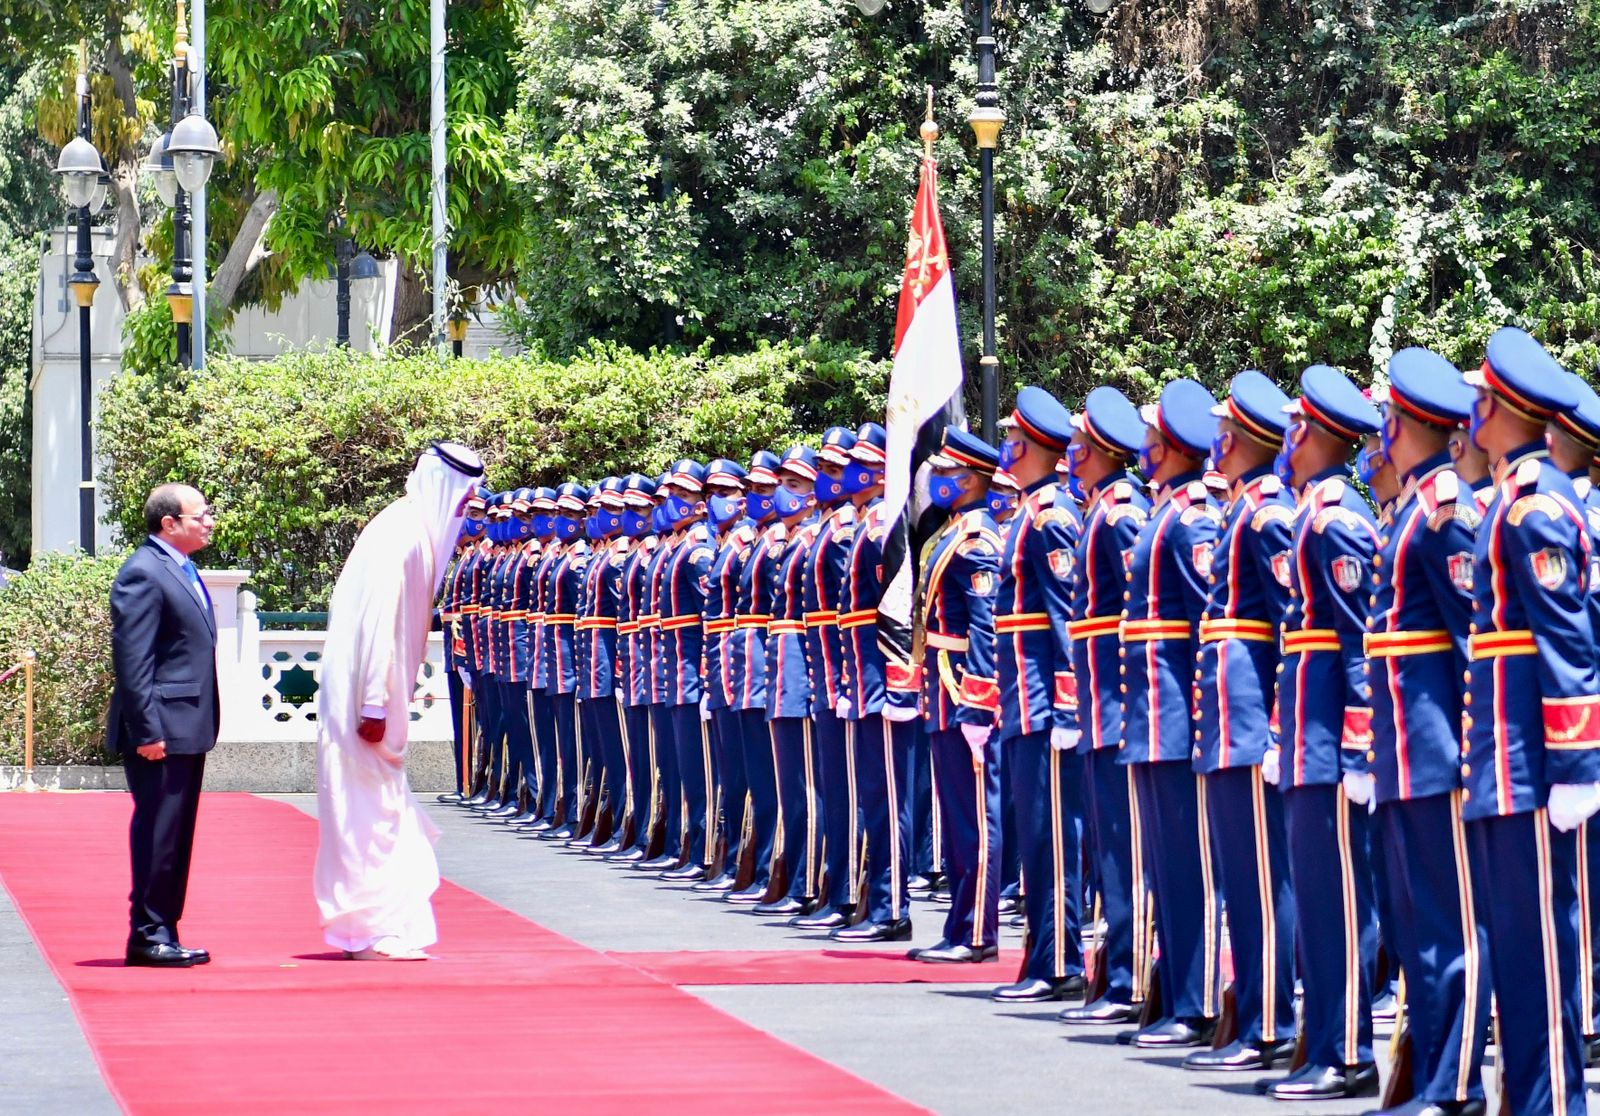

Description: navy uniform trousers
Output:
[1283,785,1377,1070]
[620,702,654,850]
[648,704,681,858]
[1205,766,1296,1044]
[1374,793,1488,1106]
[530,691,559,819]
[711,708,749,877]
[929,727,1002,949]
[739,708,780,893]
[771,717,822,902]
[1469,811,1587,1116]
[500,679,536,803]
[815,706,859,913]
[853,715,912,925]
[1010,730,1085,982]
[1580,821,1600,1039]
[446,667,469,794]
[1082,746,1139,1004]
[1133,760,1220,1019]
[670,703,716,869]
[475,672,505,796]
[911,730,938,879]
[549,692,582,821]
[581,697,627,835]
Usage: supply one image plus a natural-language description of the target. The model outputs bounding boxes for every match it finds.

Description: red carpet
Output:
[0,793,927,1115]
[608,948,1008,986]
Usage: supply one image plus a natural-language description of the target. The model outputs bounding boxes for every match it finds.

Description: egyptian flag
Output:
[877,148,967,695]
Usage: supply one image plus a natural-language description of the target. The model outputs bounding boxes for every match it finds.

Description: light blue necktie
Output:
[181,558,209,608]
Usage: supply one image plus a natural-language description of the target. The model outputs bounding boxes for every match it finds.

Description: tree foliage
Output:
[96,342,885,610]
[0,225,37,569]
[509,0,1600,401]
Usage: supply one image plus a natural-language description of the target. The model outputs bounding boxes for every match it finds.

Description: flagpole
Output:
[969,1,1004,443]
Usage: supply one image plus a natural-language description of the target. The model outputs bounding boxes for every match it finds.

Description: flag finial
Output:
[920,86,938,157]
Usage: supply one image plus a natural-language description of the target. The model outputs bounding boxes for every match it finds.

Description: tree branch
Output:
[208,188,279,315]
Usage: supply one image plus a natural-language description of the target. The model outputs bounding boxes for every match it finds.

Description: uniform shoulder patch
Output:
[1508,493,1564,527]
[1428,502,1482,532]
[957,536,996,559]
[1515,458,1542,487]
[689,546,715,565]
[1313,506,1367,535]
[1106,504,1148,526]
[1251,504,1293,531]
[1180,504,1221,527]
[1037,507,1075,529]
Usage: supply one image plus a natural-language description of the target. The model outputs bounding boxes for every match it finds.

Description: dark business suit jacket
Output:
[107,539,220,755]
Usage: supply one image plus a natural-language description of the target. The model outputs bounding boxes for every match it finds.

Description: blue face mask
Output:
[708,494,742,527]
[1065,472,1085,502]
[510,515,533,542]
[928,474,966,510]
[1136,441,1161,481]
[650,505,668,534]
[597,509,624,536]
[584,514,603,540]
[491,518,509,545]
[815,471,844,505]
[1209,429,1232,468]
[999,439,1025,471]
[1273,443,1294,485]
[840,463,879,495]
[747,492,775,523]
[622,509,650,538]
[662,493,697,526]
[1469,394,1492,453]
[986,490,1016,519]
[773,485,810,518]
[554,516,581,542]
[462,516,486,539]
[1356,445,1384,486]
[532,514,554,538]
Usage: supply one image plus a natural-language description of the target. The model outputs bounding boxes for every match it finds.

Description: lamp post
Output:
[55,54,105,557]
[331,220,382,349]
[968,0,1004,444]
[147,1,220,370]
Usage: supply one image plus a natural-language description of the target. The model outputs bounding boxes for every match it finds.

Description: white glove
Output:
[960,723,991,766]
[883,702,920,723]
[1342,771,1376,808]
[835,696,853,720]
[1261,747,1281,786]
[456,667,472,690]
[699,695,712,722]
[1049,726,1079,752]
[1548,783,1600,832]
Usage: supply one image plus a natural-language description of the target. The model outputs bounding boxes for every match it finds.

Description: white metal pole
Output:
[191,0,207,369]
[430,0,447,354]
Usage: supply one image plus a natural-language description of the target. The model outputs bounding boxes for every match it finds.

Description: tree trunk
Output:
[390,260,435,345]
[208,189,279,315]
[103,15,145,314]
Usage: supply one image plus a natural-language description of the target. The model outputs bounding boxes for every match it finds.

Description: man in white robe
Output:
[313,442,485,959]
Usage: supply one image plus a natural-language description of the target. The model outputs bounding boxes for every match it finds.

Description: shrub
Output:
[0,550,127,765]
[97,339,887,610]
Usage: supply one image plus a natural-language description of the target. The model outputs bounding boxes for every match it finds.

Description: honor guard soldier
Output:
[1194,371,1297,1064]
[498,488,541,823]
[992,387,1087,1003]
[1547,374,1600,1054]
[658,460,718,882]
[639,475,685,871]
[542,483,591,839]
[439,486,488,802]
[1449,426,1496,516]
[989,467,1024,911]
[762,447,826,918]
[577,479,629,850]
[698,458,755,893]
[1063,386,1154,1027]
[725,451,785,903]
[792,427,865,932]
[470,495,512,812]
[608,475,661,861]
[1259,365,1382,1101]
[1463,327,1600,1116]
[1096,382,1227,1045]
[833,423,915,943]
[1363,348,1490,1114]
[520,488,563,829]
[905,426,1004,964]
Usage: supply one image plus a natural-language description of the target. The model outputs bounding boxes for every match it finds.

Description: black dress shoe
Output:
[906,874,933,894]
[586,838,624,856]
[126,942,201,968]
[755,896,807,917]
[831,919,912,943]
[638,853,680,871]
[1058,997,1140,1025]
[605,846,648,863]
[1261,1062,1379,1100]
[691,872,737,893]
[1183,1038,1289,1071]
[790,909,850,931]
[1133,1017,1216,1049]
[1371,990,1399,1024]
[906,938,950,960]
[546,824,576,840]
[507,808,539,825]
[997,895,1021,916]
[520,817,556,833]
[173,943,211,964]
[436,792,465,804]
[659,863,707,882]
[992,975,1084,1003]
[914,943,997,963]
[725,883,767,904]
[463,790,490,807]
[1008,912,1027,928]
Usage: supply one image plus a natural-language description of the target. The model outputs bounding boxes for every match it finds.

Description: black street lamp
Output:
[146,1,220,370]
[968,0,1004,444]
[54,57,107,557]
[330,216,382,347]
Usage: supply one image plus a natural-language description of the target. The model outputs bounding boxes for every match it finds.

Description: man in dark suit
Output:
[107,483,220,968]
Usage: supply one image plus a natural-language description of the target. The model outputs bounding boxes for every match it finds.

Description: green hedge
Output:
[0,551,127,766]
[97,340,887,611]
